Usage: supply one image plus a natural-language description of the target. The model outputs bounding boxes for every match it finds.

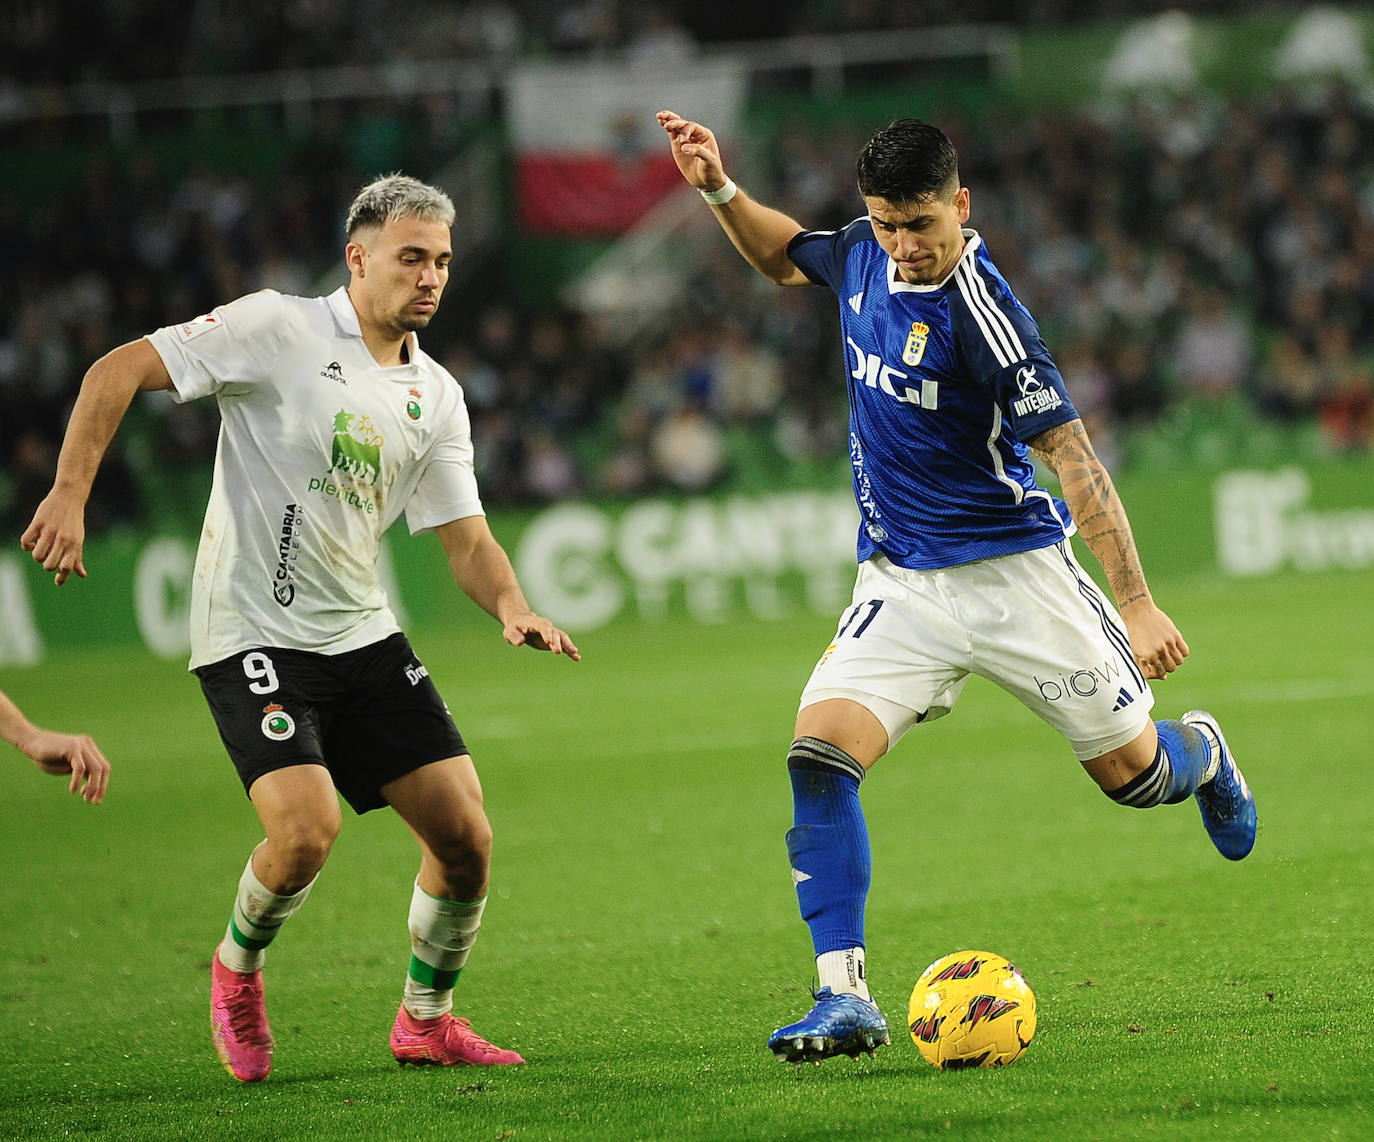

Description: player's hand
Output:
[25,729,111,804]
[21,491,88,586]
[657,109,729,193]
[1121,599,1189,680]
[501,610,581,661]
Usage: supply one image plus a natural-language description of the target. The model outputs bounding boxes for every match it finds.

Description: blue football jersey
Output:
[787,221,1080,569]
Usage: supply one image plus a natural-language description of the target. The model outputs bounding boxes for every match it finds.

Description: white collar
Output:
[326,286,420,367]
[886,228,982,295]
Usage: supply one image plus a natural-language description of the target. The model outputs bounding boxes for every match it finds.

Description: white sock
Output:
[217,852,316,974]
[1195,722,1222,784]
[817,946,870,1000]
[403,884,486,1020]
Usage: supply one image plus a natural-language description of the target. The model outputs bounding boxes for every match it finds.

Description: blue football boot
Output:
[1182,710,1257,860]
[768,987,890,1063]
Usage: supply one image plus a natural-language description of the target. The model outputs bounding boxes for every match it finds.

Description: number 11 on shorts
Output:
[837,600,884,639]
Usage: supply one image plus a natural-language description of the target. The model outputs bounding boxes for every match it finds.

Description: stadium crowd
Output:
[8,2,1295,86]
[4,22,1374,531]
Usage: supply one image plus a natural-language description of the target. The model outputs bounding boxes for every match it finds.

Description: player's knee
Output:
[270,819,339,883]
[427,811,493,879]
[787,736,867,783]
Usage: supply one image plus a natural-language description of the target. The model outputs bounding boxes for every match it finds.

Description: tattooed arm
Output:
[1029,418,1189,680]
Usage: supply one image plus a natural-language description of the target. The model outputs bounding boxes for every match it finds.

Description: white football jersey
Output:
[147,287,484,668]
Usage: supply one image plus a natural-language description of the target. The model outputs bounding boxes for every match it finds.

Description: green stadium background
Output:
[5,10,1374,665]
[4,457,1374,665]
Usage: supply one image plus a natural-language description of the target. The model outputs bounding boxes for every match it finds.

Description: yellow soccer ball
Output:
[907,950,1036,1069]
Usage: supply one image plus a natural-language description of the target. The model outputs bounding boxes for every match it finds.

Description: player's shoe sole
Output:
[210,951,273,1082]
[389,1005,525,1066]
[769,987,891,1063]
[1183,709,1257,860]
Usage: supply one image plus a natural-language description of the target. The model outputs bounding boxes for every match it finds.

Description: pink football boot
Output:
[389,1005,525,1066]
[211,952,274,1081]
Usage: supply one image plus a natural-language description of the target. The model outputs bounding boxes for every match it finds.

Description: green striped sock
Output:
[403,884,486,1019]
[217,851,315,974]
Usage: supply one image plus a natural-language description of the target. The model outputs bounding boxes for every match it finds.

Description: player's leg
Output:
[196,649,338,1083]
[1089,714,1256,860]
[990,543,1256,860]
[769,698,893,1062]
[770,560,965,1063]
[788,698,886,1003]
[329,632,522,1066]
[222,766,338,972]
[383,755,524,1066]
[384,754,493,1017]
[210,766,339,1081]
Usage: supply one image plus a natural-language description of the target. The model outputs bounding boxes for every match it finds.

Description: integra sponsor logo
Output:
[1011,364,1063,417]
[273,502,302,606]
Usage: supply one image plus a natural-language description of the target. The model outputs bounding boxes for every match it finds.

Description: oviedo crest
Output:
[902,320,930,367]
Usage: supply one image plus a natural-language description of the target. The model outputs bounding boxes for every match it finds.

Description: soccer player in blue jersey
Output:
[657,110,1257,1064]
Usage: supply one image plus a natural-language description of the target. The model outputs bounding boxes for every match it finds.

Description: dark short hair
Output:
[856,119,960,203]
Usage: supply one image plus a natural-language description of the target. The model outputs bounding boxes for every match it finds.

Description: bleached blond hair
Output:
[344,173,454,238]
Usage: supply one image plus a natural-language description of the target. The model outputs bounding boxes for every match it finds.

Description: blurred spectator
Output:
[650,403,727,492]
[1057,336,1120,472]
[444,344,505,412]
[522,426,583,501]
[4,429,57,536]
[1108,337,1170,426]
[624,5,697,67]
[710,321,783,424]
[1313,321,1374,451]
[597,406,656,497]
[1167,284,1253,403]
[1255,331,1324,422]
[774,395,846,469]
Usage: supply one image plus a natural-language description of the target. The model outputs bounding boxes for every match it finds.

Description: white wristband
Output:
[699,178,738,206]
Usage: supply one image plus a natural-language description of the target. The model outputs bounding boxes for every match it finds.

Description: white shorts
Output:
[799,544,1154,761]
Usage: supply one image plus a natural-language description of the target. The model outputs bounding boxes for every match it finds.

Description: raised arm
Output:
[21,337,173,585]
[434,515,580,660]
[1029,418,1189,681]
[657,109,811,286]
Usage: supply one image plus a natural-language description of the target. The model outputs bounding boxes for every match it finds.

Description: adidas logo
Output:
[848,292,864,314]
[1111,688,1135,711]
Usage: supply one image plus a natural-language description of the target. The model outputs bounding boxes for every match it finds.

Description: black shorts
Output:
[195,633,467,814]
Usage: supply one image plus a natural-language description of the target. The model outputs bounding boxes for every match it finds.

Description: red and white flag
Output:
[508,61,746,236]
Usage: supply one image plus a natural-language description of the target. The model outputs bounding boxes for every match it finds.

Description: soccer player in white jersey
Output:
[1,687,110,803]
[657,111,1257,1064]
[22,174,579,1081]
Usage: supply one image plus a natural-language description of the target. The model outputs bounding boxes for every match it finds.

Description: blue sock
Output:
[785,737,869,956]
[1109,719,1210,808]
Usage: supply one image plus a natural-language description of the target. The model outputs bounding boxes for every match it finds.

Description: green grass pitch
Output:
[1,567,1370,1140]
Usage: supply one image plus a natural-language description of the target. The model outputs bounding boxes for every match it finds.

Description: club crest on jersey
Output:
[902,320,930,367]
[405,387,423,422]
[848,337,939,410]
[260,704,296,741]
[1011,363,1063,417]
[330,410,382,486]
[176,313,222,342]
